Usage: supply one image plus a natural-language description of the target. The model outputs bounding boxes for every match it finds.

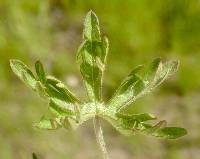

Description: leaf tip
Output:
[168,60,180,76]
[35,60,41,66]
[9,59,18,67]
[173,60,180,70]
[87,10,96,17]
[154,57,161,63]
[83,10,100,41]
[85,10,98,23]
[9,59,14,64]
[155,127,187,139]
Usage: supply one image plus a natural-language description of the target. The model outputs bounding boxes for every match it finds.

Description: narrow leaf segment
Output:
[77,11,109,102]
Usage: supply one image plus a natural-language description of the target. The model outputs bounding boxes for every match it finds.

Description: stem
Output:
[93,116,110,159]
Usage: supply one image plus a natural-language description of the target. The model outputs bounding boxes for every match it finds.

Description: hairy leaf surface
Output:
[108,58,179,111]
[35,61,46,83]
[77,11,109,102]
[10,60,37,90]
[10,11,187,141]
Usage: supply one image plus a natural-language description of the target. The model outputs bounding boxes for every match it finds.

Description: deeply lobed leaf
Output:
[108,58,179,112]
[10,11,187,140]
[10,59,80,130]
[77,11,109,102]
[105,111,187,139]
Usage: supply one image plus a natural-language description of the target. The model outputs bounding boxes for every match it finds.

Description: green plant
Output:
[10,10,187,159]
[32,153,38,159]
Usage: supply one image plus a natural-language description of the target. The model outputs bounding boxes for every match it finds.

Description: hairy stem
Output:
[93,116,110,159]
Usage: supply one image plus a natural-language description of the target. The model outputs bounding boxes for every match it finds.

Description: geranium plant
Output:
[10,11,187,159]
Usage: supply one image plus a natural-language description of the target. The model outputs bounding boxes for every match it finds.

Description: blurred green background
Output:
[0,0,200,159]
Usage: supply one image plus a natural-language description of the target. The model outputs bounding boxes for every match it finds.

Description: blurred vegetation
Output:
[0,0,200,159]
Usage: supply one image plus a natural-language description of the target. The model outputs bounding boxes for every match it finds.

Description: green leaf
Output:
[34,119,61,130]
[143,120,167,134]
[10,59,37,90]
[40,76,80,114]
[152,127,187,139]
[107,65,144,109]
[144,58,161,82]
[108,58,179,111]
[106,113,187,139]
[140,121,187,139]
[83,10,101,42]
[102,36,109,64]
[35,81,48,98]
[46,76,80,104]
[49,99,74,117]
[35,116,74,130]
[32,153,38,159]
[116,113,156,122]
[35,61,46,83]
[77,11,109,102]
[113,112,157,133]
[9,11,186,142]
[34,117,62,130]
[148,60,177,88]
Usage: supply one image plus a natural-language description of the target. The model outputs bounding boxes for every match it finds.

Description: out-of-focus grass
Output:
[0,0,200,159]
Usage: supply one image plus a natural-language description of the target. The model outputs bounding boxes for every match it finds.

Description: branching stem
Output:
[93,116,110,159]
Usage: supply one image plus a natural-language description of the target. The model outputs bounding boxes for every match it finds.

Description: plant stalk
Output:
[93,116,110,159]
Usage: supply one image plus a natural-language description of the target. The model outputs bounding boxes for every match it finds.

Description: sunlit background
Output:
[0,0,200,159]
